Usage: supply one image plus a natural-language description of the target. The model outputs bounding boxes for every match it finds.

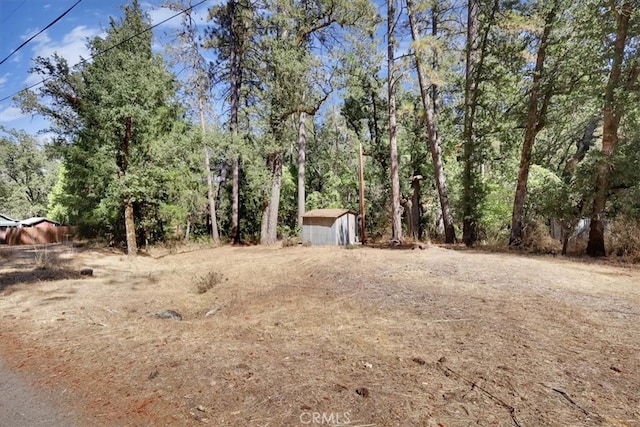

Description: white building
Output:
[302,209,358,245]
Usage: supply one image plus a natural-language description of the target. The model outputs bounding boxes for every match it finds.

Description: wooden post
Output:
[358,142,367,244]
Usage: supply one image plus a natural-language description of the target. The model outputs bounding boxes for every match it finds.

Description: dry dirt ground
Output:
[0,243,639,427]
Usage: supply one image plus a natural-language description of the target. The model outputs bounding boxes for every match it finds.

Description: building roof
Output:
[303,209,356,219]
[19,217,60,226]
[0,213,17,222]
[0,213,18,227]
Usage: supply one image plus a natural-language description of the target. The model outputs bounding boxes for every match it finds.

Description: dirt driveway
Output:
[0,243,639,426]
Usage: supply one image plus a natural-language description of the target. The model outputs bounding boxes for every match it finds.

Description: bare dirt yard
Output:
[0,242,639,426]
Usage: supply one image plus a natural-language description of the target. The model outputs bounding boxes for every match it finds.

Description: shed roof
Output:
[303,209,356,219]
[0,213,18,227]
[0,213,17,222]
[19,217,60,226]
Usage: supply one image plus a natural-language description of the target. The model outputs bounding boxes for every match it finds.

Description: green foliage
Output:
[479,183,514,244]
[19,1,194,245]
[47,163,70,224]
[307,171,344,210]
[0,128,58,219]
[7,0,639,254]
[525,165,570,222]
[608,134,640,220]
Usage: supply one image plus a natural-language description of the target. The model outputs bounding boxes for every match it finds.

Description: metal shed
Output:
[302,209,358,245]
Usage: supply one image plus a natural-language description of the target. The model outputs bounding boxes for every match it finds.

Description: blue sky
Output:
[0,0,217,139]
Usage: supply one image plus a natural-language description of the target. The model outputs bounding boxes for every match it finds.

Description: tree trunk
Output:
[461,0,499,246]
[124,198,137,255]
[401,197,414,238]
[559,118,598,255]
[261,153,283,245]
[431,2,438,113]
[358,141,367,243]
[587,216,607,257]
[462,0,480,246]
[229,0,241,245]
[509,4,556,247]
[119,116,137,256]
[185,219,191,241]
[407,0,455,243]
[204,148,220,244]
[200,100,220,245]
[231,158,240,244]
[266,152,283,244]
[563,118,599,178]
[260,163,270,245]
[586,2,632,257]
[369,86,382,152]
[388,0,402,242]
[297,111,307,230]
[411,175,423,240]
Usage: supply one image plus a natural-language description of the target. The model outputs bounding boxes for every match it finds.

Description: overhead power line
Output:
[0,0,83,66]
[0,0,208,103]
[0,0,27,25]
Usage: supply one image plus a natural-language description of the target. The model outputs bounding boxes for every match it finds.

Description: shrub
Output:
[281,236,301,247]
[33,245,49,270]
[479,182,513,245]
[195,271,224,294]
[522,220,561,254]
[608,218,640,262]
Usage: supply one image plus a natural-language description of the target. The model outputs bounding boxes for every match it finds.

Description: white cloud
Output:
[145,4,183,30]
[143,1,217,30]
[22,25,104,86]
[10,52,22,64]
[0,106,27,122]
[152,40,165,55]
[36,131,56,145]
[30,25,102,68]
[0,74,8,89]
[24,72,47,87]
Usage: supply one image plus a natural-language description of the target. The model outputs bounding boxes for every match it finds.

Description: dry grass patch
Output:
[0,245,639,426]
[0,246,13,260]
[608,218,640,262]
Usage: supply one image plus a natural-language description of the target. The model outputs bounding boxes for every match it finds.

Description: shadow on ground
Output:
[0,244,85,292]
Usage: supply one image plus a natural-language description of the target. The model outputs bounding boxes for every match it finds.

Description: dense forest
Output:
[1,0,638,258]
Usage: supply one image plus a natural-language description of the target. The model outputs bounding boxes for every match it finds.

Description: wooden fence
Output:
[4,226,78,246]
